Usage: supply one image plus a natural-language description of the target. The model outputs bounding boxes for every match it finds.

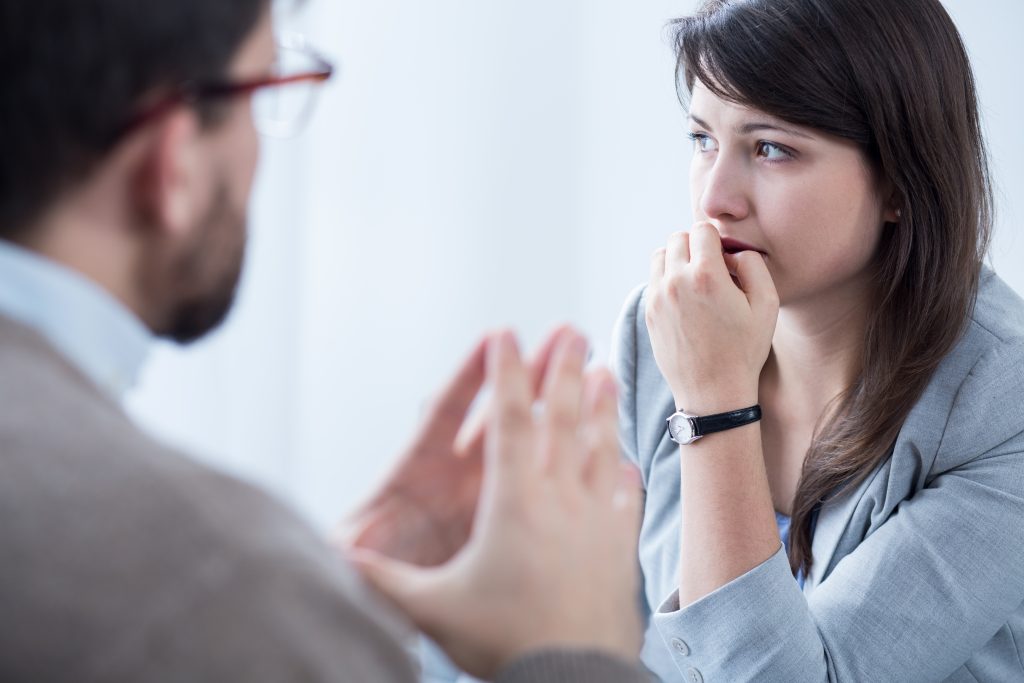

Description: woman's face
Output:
[688,82,895,308]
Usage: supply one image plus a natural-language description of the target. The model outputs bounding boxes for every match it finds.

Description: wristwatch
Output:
[666,405,762,445]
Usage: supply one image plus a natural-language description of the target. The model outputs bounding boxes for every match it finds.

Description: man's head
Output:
[0,1,273,342]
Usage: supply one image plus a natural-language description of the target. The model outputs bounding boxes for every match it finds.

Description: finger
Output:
[420,335,489,448]
[486,330,535,479]
[348,549,439,629]
[453,416,485,460]
[722,252,742,284]
[612,463,644,556]
[732,250,779,312]
[539,330,589,476]
[687,223,730,277]
[330,511,375,553]
[649,246,667,285]
[580,367,622,493]
[664,231,691,272]
[613,463,644,514]
[530,324,576,395]
[455,325,573,458]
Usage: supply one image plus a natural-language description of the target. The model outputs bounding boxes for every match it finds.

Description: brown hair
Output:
[672,0,992,576]
[0,0,269,239]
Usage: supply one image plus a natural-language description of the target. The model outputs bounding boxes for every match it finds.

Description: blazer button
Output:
[671,638,690,656]
[688,668,704,683]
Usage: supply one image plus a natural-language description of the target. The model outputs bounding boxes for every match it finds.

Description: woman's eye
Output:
[688,132,716,153]
[756,141,793,161]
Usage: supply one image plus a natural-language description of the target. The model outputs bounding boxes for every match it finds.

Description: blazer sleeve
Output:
[645,332,1024,682]
[497,650,654,683]
[610,283,647,471]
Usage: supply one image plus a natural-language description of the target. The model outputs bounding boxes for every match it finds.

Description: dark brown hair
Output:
[672,0,992,576]
[0,0,269,239]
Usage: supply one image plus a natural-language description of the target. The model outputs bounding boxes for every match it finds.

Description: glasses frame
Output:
[121,41,334,138]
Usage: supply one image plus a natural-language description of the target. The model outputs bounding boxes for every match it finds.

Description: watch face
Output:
[668,413,696,444]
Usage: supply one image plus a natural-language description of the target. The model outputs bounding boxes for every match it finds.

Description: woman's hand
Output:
[646,222,779,413]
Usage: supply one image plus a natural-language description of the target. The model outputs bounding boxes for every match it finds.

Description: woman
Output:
[612,0,1024,680]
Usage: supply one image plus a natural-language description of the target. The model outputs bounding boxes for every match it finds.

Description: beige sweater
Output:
[0,314,649,683]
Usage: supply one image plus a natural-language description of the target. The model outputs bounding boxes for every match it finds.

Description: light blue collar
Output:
[0,239,151,399]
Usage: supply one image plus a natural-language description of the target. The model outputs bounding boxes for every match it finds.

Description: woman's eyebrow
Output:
[689,113,715,130]
[689,112,813,140]
[738,122,814,139]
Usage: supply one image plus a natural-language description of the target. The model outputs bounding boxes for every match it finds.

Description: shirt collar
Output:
[0,239,152,399]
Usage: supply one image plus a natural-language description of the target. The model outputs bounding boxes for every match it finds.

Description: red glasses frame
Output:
[121,48,334,137]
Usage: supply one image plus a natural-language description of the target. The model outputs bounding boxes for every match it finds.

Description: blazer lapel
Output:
[803,459,888,593]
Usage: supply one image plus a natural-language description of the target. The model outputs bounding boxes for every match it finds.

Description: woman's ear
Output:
[132,109,202,238]
[881,182,903,224]
[883,204,902,224]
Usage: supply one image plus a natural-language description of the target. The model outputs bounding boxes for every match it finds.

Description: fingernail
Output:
[498,330,519,353]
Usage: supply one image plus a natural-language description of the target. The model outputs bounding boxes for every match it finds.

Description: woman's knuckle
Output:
[690,267,716,294]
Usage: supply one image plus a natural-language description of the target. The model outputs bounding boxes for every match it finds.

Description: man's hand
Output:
[349,330,644,680]
[336,327,573,567]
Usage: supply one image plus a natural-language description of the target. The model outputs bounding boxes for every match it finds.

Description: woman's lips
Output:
[720,237,765,255]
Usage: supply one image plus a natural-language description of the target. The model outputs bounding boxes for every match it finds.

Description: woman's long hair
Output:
[672,0,993,576]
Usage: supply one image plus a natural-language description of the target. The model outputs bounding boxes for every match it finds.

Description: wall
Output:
[127,0,1024,530]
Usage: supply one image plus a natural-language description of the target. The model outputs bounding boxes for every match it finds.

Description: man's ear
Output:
[133,109,202,238]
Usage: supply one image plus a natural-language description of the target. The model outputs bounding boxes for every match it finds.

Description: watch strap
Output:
[691,405,762,438]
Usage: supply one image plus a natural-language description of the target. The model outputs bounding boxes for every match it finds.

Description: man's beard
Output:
[161,182,247,344]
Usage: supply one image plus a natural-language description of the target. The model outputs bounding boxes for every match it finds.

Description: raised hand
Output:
[350,330,644,680]
[337,327,574,568]
[646,222,779,413]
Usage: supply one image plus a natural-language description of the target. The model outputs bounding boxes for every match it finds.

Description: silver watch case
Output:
[667,410,702,445]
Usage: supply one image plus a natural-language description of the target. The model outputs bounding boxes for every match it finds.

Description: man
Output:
[0,1,650,681]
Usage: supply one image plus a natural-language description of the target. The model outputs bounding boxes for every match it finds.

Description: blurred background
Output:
[126,0,1024,532]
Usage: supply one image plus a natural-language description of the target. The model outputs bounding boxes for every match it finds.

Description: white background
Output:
[127,0,1024,531]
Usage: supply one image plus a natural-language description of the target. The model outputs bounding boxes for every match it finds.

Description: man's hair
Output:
[0,0,268,239]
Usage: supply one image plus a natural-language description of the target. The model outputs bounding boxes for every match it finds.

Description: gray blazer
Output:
[0,314,648,683]
[612,268,1024,682]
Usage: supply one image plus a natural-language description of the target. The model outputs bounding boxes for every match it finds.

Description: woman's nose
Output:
[696,157,750,222]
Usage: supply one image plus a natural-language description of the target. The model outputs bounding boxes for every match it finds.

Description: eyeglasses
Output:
[123,35,335,139]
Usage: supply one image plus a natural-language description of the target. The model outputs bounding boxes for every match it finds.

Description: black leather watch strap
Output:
[691,405,762,438]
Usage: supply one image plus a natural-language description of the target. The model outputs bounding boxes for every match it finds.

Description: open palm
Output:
[338,329,567,567]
